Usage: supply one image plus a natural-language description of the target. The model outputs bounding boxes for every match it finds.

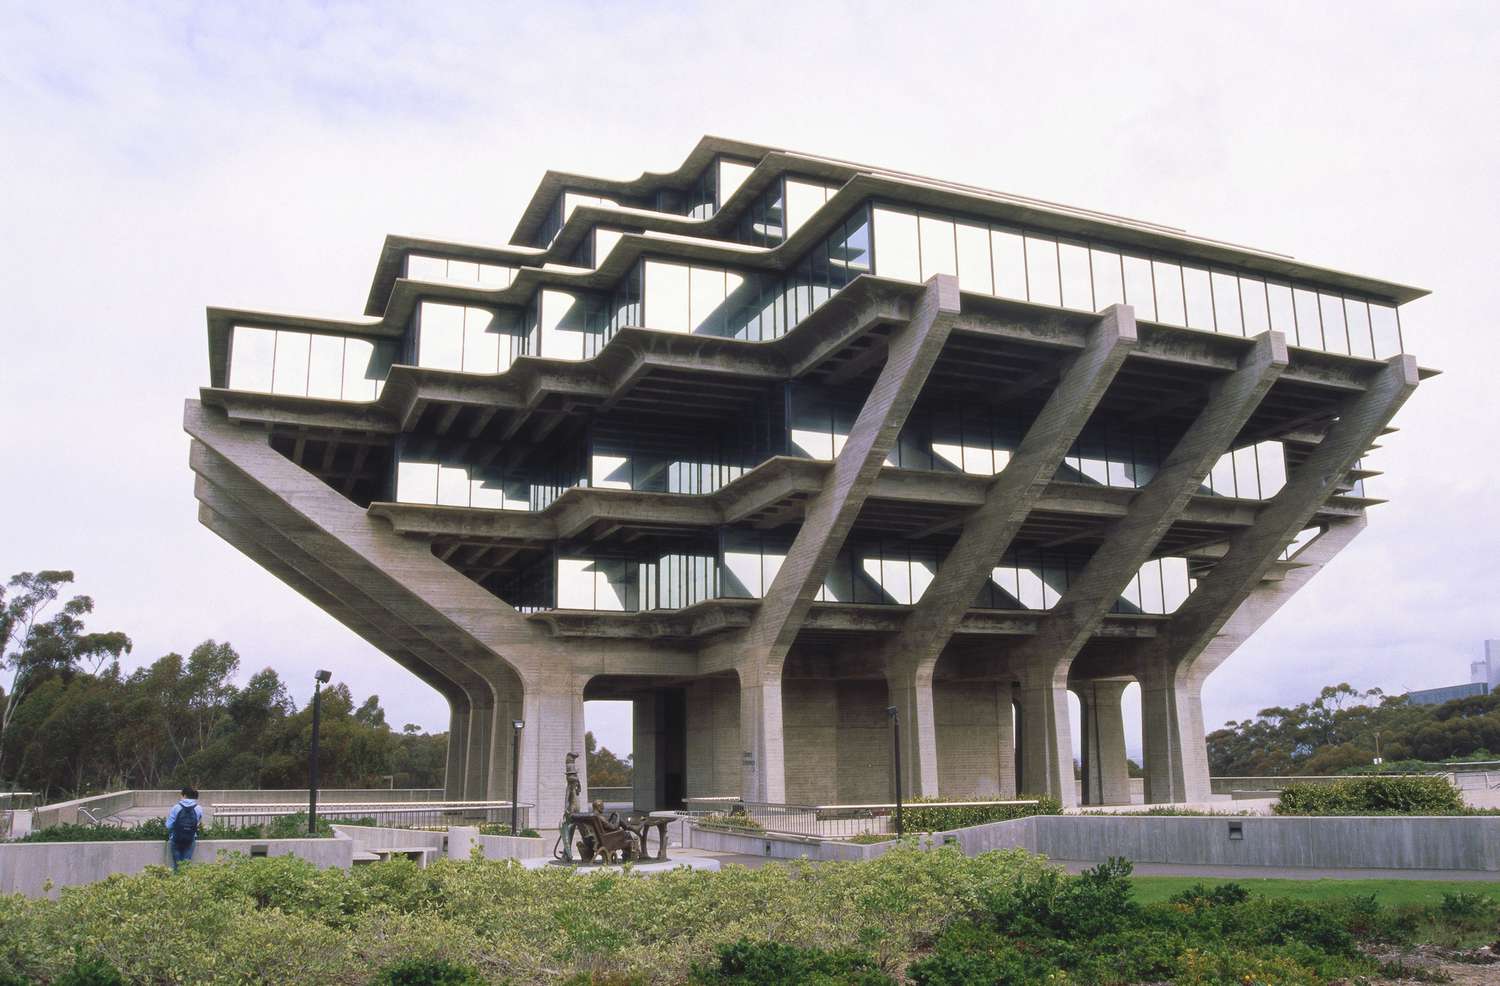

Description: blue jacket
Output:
[165,799,203,839]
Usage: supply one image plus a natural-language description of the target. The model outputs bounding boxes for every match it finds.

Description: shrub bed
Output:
[0,847,1486,983]
[696,812,764,832]
[899,794,1062,832]
[1274,775,1466,815]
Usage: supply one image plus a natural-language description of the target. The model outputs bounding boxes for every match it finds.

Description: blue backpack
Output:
[170,803,199,845]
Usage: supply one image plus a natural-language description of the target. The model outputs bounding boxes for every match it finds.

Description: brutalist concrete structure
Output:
[185,137,1430,822]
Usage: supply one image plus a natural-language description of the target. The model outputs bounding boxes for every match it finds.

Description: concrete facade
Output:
[186,137,1429,825]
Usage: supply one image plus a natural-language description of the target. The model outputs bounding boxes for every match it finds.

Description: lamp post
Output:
[886,706,904,837]
[511,719,524,834]
[309,670,331,834]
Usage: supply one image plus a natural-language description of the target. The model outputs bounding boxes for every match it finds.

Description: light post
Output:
[511,719,524,834]
[886,706,904,837]
[309,669,331,834]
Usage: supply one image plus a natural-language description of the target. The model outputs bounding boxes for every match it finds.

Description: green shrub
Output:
[899,794,1062,832]
[56,956,127,986]
[690,939,894,985]
[844,832,891,845]
[372,956,484,986]
[475,823,541,837]
[17,813,337,843]
[1439,890,1498,920]
[1275,776,1464,815]
[1169,881,1251,909]
[697,812,764,832]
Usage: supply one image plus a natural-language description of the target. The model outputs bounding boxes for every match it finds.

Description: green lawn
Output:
[1131,875,1500,907]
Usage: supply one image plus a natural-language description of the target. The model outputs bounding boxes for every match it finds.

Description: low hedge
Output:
[16,813,350,843]
[1274,775,1465,815]
[900,794,1062,832]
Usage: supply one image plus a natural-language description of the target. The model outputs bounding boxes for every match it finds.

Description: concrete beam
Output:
[881,304,1137,802]
[1006,330,1288,688]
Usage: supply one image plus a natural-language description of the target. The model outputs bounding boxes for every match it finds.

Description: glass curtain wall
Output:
[590,411,774,495]
[227,325,395,401]
[394,438,585,512]
[867,203,1405,358]
[685,156,757,220]
[404,254,515,289]
[733,176,841,246]
[412,301,529,374]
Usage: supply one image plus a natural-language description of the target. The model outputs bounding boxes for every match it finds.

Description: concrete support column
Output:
[518,674,588,829]
[737,672,786,803]
[444,704,469,800]
[1077,680,1132,805]
[1015,657,1077,807]
[1138,658,1207,804]
[997,685,1018,798]
[885,664,940,798]
[466,702,495,800]
[632,692,660,811]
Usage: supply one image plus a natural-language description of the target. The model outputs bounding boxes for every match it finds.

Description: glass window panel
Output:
[911,550,937,603]
[1293,288,1323,350]
[843,208,872,272]
[306,334,344,398]
[341,337,380,401]
[1240,277,1270,335]
[1152,261,1186,326]
[1319,293,1349,355]
[228,326,276,392]
[271,330,310,396]
[395,460,438,505]
[405,255,447,281]
[461,307,499,374]
[784,179,827,236]
[1024,235,1061,306]
[593,229,624,267]
[1370,304,1401,358]
[1016,562,1048,610]
[596,560,631,611]
[1077,430,1109,485]
[722,533,762,598]
[1233,446,1260,499]
[1211,272,1243,336]
[689,265,727,335]
[990,227,1027,300]
[1058,241,1093,311]
[789,394,834,460]
[470,468,506,510]
[478,263,512,288]
[871,207,921,282]
[761,547,785,593]
[1091,248,1123,311]
[954,221,992,294]
[1256,442,1287,497]
[417,303,464,370]
[1266,283,1296,342]
[539,290,586,360]
[931,409,964,472]
[591,453,631,490]
[557,559,595,609]
[643,261,691,334]
[1344,298,1374,358]
[1121,255,1156,321]
[1208,451,1236,496]
[810,237,832,308]
[882,551,912,605]
[1118,572,1143,612]
[1137,559,1165,615]
[437,464,469,506]
[447,260,478,283]
[1160,557,1190,612]
[918,215,958,279]
[717,158,754,205]
[1182,266,1214,331]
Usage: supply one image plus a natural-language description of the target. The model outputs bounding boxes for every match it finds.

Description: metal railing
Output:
[681,797,1041,839]
[212,801,532,830]
[28,789,450,831]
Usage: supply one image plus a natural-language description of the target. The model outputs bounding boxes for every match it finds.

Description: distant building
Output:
[1407,642,1498,705]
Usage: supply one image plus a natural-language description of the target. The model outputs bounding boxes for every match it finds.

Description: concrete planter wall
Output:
[686,824,900,862]
[0,836,355,898]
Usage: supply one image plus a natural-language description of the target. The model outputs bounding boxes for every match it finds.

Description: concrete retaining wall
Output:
[332,824,446,852]
[0,836,355,898]
[689,815,1500,871]
[446,826,549,861]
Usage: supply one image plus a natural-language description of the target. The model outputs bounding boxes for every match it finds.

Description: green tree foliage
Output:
[1206,680,1500,776]
[584,730,632,787]
[0,569,450,799]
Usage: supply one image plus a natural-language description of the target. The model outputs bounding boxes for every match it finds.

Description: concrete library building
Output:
[184,137,1427,824]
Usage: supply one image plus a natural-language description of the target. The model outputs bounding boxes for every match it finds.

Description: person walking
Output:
[165,786,203,872]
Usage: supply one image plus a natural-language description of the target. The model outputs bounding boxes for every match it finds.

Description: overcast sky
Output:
[2,2,1496,761]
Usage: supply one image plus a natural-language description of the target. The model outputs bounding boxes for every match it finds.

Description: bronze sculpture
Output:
[550,753,670,864]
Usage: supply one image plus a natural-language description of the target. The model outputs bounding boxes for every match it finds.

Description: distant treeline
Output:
[1207,681,1500,776]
